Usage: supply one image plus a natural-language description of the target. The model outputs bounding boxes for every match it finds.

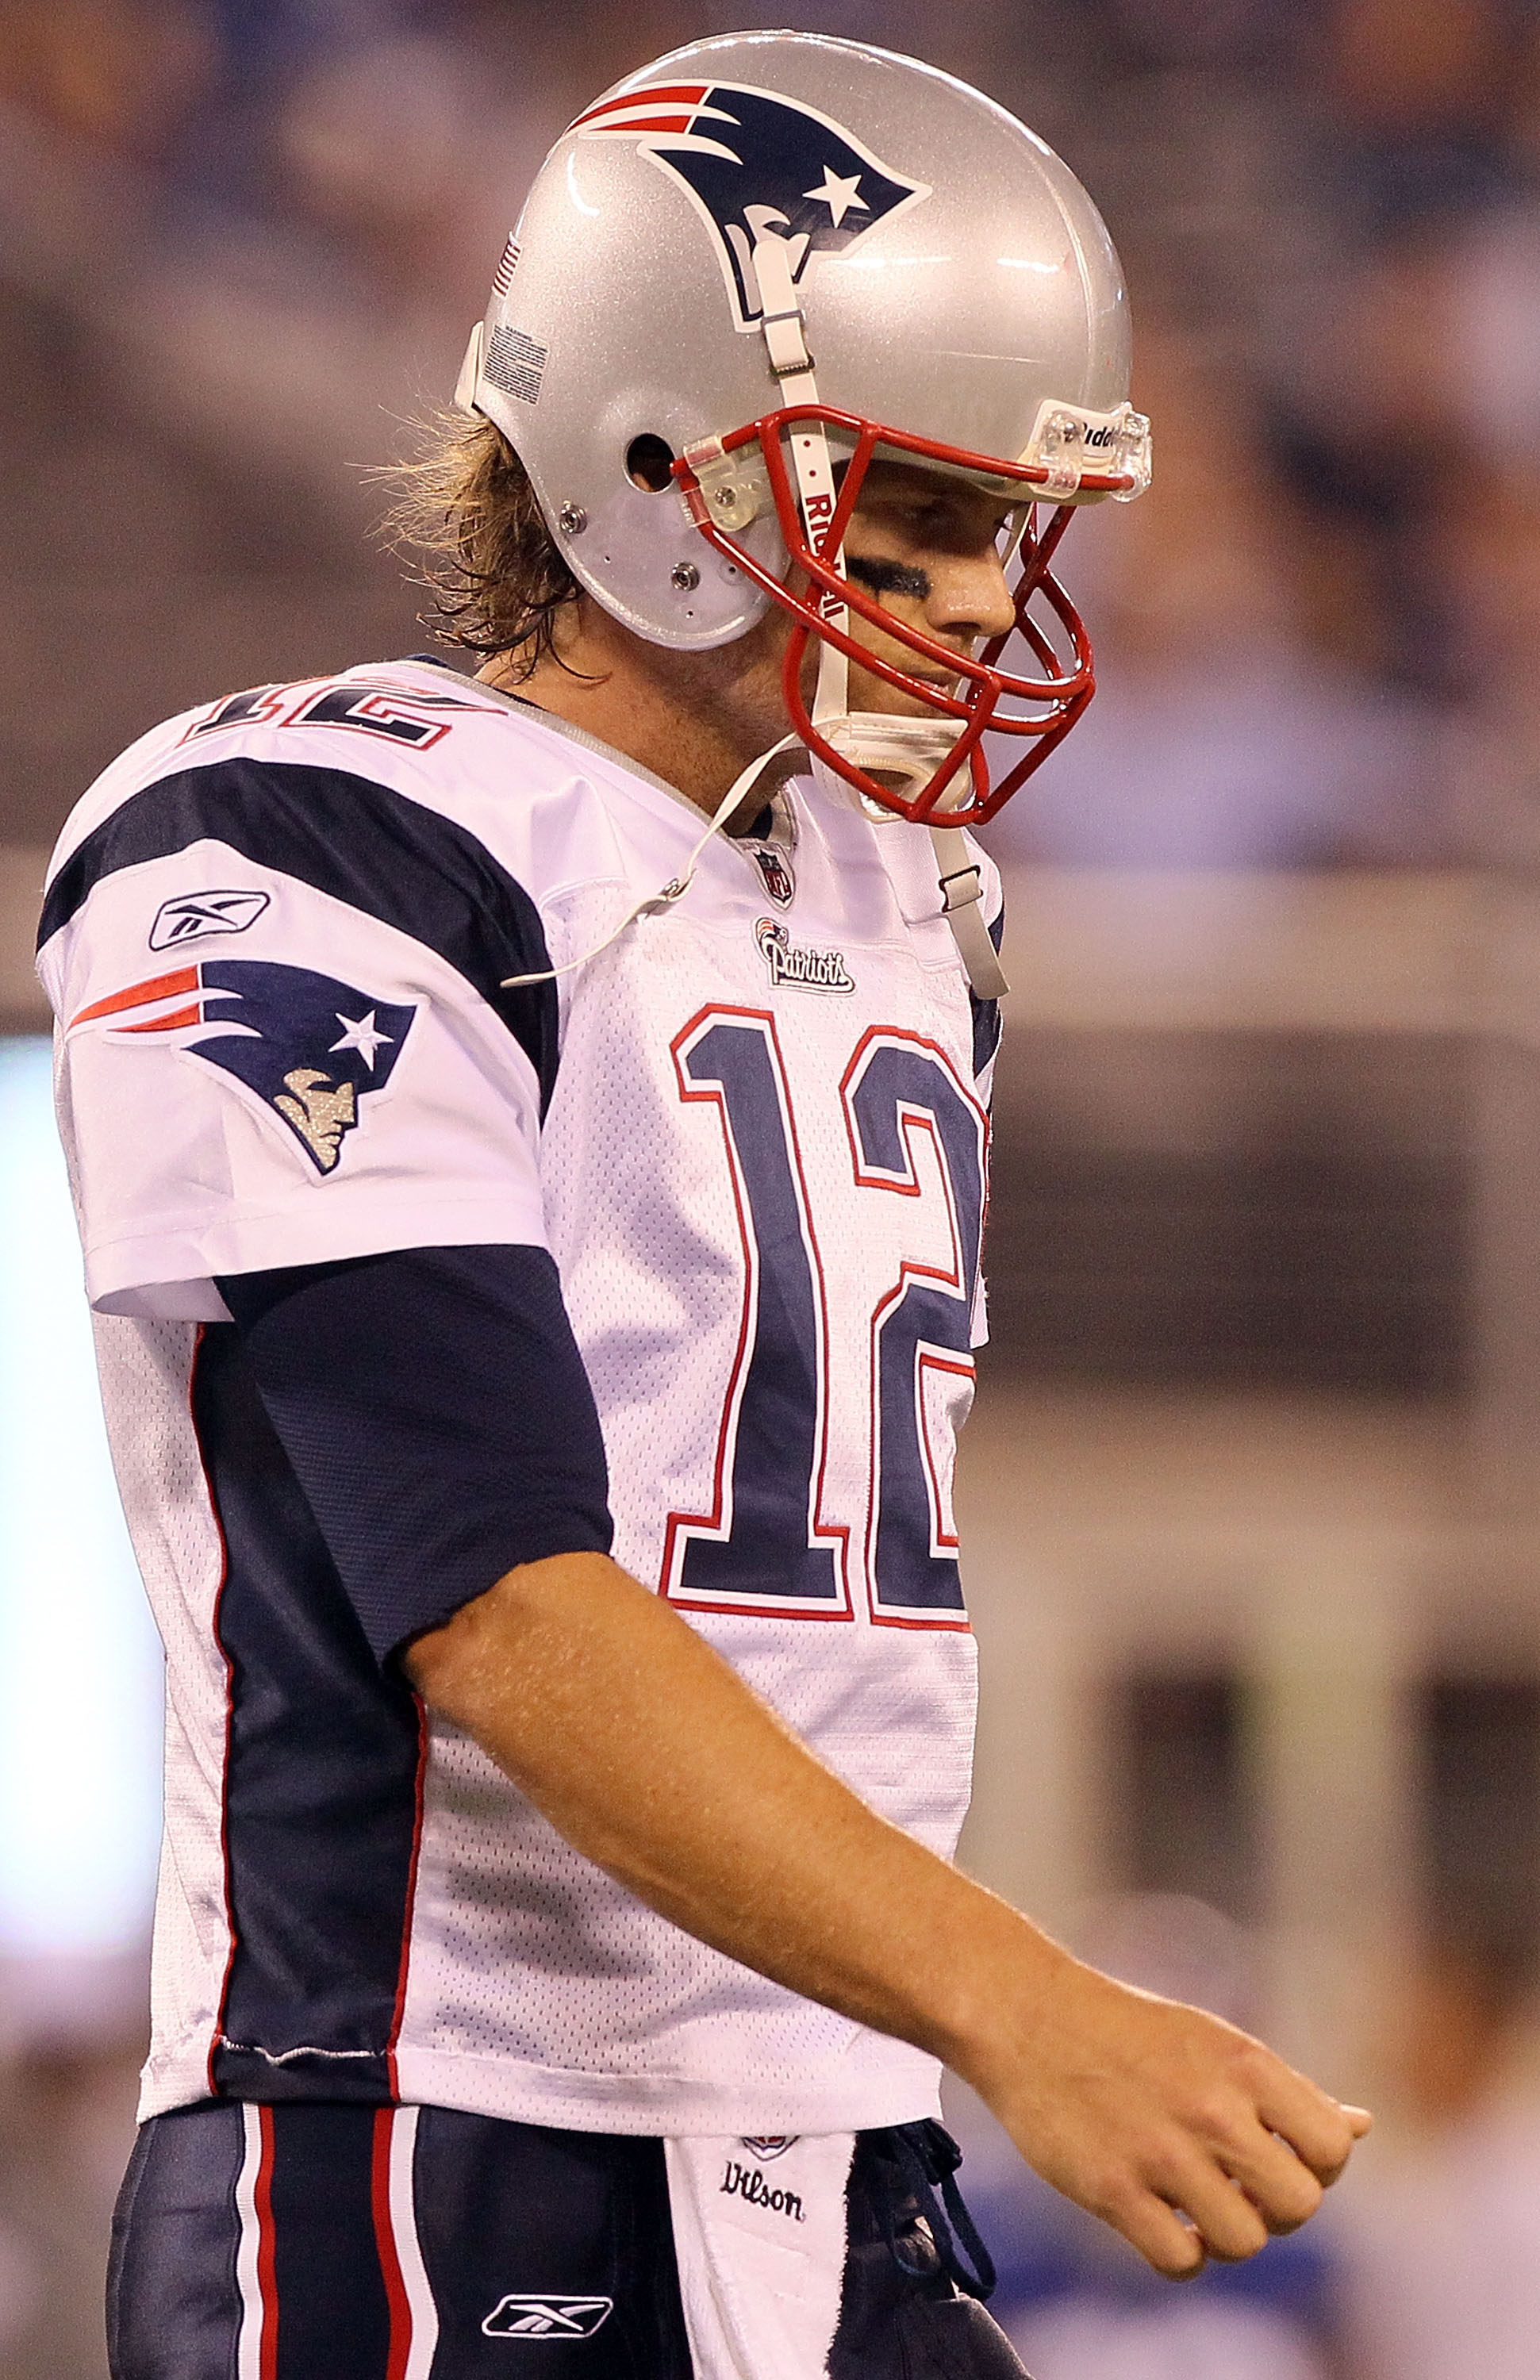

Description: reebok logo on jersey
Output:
[481,2296,613,2339]
[720,2158,806,2220]
[67,959,416,1174]
[756,917,854,994]
[149,889,270,950]
[574,82,929,332]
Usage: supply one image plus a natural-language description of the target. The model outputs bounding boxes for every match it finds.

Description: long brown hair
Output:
[383,412,582,680]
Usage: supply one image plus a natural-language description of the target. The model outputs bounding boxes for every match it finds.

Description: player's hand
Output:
[968,1953,1371,2278]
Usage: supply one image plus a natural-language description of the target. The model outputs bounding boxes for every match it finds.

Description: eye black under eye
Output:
[847,555,931,601]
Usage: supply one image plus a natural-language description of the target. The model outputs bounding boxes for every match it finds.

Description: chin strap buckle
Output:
[761,305,814,378]
[751,228,819,399]
[929,827,1010,1000]
[936,854,984,916]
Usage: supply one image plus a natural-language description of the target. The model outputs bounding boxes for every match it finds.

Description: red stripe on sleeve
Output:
[69,966,199,1026]
[119,1003,203,1033]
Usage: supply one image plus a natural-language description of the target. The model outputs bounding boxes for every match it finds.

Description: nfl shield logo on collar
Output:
[750,843,795,908]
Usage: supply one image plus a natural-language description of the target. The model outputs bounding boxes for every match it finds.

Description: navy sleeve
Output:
[217,1244,614,1665]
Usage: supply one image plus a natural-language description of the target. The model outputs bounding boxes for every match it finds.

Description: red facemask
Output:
[676,403,1144,829]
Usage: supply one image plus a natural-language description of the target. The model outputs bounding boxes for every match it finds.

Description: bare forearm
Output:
[405,1549,1369,2277]
[403,1549,1044,2073]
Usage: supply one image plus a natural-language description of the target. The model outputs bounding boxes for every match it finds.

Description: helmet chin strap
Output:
[750,227,1008,1002]
[752,232,870,808]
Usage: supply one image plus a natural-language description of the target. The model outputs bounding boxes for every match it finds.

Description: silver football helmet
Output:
[457,31,1150,827]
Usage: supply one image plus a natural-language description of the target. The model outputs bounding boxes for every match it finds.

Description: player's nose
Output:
[924,547,1016,646]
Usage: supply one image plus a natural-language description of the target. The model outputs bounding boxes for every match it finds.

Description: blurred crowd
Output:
[3,0,1540,866]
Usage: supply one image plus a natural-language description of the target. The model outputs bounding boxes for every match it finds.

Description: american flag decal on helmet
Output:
[572,81,929,329]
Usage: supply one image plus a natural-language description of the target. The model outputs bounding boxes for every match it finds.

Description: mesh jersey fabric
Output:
[36,657,1004,2136]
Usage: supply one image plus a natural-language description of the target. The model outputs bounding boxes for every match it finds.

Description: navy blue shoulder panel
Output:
[39,758,559,1111]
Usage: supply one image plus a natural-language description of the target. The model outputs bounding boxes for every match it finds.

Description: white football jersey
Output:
[36,658,1003,2136]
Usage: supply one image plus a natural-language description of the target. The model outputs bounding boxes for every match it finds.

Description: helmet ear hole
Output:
[625,434,676,493]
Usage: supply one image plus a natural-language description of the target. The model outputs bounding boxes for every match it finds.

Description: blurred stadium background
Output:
[3,0,1540,2370]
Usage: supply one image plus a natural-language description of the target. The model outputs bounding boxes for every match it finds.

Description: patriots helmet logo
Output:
[69,958,417,1175]
[574,81,930,328]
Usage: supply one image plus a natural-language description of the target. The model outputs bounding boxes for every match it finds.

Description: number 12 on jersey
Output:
[661,1008,988,1630]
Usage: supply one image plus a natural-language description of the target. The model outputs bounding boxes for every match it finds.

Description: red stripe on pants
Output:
[255,2106,279,2380]
[371,2108,413,2380]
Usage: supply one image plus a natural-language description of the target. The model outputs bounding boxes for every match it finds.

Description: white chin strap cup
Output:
[808,716,1008,1002]
[811,712,967,818]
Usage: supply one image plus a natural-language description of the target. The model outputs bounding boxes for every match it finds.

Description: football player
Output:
[40,33,1369,2380]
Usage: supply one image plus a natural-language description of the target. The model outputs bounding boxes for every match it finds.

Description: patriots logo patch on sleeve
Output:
[69,959,417,1174]
[574,81,929,328]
